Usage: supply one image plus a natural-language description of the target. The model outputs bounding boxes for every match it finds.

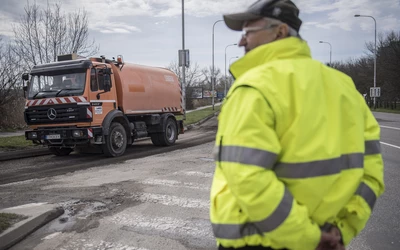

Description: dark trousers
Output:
[219,246,287,250]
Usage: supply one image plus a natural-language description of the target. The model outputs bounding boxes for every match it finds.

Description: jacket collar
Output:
[230,37,312,79]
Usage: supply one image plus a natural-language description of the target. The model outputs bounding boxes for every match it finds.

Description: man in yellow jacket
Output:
[210,0,385,249]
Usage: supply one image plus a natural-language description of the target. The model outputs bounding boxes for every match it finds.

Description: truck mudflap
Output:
[177,120,184,134]
[25,127,102,145]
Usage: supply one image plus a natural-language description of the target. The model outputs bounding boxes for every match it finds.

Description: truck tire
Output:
[102,122,127,157]
[151,117,177,146]
[150,133,161,146]
[49,147,73,156]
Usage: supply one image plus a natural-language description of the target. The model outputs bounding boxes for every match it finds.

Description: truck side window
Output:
[90,68,98,91]
[98,71,105,90]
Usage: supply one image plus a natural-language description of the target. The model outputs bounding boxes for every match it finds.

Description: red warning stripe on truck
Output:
[25,96,89,107]
[162,107,179,112]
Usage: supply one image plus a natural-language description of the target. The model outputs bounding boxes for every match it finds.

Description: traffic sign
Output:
[370,87,381,97]
[178,50,190,68]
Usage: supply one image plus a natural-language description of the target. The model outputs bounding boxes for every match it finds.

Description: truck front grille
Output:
[25,104,92,124]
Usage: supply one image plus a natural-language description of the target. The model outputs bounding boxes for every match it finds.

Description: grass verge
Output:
[372,108,400,114]
[177,105,221,125]
[0,213,27,234]
[0,135,36,151]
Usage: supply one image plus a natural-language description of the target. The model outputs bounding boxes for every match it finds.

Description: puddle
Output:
[48,200,108,232]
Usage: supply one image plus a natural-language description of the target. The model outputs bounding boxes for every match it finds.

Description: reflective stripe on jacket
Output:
[210,37,385,250]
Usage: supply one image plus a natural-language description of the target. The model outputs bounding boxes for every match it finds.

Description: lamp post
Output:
[224,43,237,97]
[212,19,223,110]
[355,14,377,109]
[181,0,186,119]
[319,41,332,65]
[228,56,239,88]
[229,56,239,65]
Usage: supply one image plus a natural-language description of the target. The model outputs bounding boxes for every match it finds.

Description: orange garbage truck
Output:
[22,54,184,157]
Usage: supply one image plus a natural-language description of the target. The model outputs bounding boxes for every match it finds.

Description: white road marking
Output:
[380,125,400,131]
[61,239,149,250]
[174,171,214,178]
[139,179,210,190]
[131,192,208,209]
[41,232,62,240]
[109,212,213,239]
[381,142,400,150]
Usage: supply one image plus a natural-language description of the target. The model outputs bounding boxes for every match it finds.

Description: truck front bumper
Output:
[25,127,103,146]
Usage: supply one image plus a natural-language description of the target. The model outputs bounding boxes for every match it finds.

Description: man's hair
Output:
[264,17,302,39]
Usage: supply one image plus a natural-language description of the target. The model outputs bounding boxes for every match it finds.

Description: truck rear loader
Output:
[22,54,184,157]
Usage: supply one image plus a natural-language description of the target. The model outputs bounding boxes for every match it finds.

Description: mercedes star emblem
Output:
[47,108,57,120]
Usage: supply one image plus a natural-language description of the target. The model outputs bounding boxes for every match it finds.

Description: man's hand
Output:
[316,226,345,250]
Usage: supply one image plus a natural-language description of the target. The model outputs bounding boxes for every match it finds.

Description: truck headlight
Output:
[72,130,84,138]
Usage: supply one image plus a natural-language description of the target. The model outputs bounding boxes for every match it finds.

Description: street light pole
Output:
[228,56,239,88]
[224,43,237,97]
[229,56,239,65]
[355,14,377,109]
[212,20,223,110]
[181,0,186,119]
[319,41,332,65]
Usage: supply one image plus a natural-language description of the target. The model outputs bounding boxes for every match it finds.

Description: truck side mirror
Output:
[22,73,29,81]
[22,73,29,98]
[104,74,111,92]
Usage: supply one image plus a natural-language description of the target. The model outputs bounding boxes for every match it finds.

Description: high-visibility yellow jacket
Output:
[210,37,385,250]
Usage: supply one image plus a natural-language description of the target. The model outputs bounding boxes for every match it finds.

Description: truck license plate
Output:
[45,134,61,139]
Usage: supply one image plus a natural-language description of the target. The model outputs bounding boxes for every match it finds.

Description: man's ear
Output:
[276,23,289,39]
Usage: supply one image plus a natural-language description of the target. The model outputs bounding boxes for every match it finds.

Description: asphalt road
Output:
[0,112,399,250]
[0,120,217,186]
[1,118,220,250]
[348,112,400,250]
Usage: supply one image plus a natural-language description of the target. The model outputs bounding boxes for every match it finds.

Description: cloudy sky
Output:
[0,0,399,75]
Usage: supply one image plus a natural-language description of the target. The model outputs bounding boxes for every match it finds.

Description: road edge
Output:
[0,205,64,250]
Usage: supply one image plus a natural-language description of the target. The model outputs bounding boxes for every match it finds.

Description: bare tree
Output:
[200,66,222,90]
[12,1,98,67]
[0,39,23,107]
[167,60,203,89]
[364,31,400,101]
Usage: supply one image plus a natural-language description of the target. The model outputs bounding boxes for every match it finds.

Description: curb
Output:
[0,204,64,250]
[0,148,50,162]
[185,111,219,131]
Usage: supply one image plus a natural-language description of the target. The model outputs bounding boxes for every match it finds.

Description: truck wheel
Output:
[102,122,127,157]
[151,117,177,146]
[150,133,161,146]
[49,147,73,156]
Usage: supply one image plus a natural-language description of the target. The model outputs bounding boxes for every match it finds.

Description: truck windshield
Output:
[28,71,86,99]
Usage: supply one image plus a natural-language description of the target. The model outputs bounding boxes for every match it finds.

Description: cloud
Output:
[90,22,141,34]
[0,16,18,37]
[1,0,399,38]
[155,20,168,25]
[298,0,400,32]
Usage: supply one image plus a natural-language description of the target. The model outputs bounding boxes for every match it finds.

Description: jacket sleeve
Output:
[216,86,321,250]
[335,98,385,246]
